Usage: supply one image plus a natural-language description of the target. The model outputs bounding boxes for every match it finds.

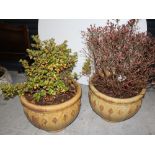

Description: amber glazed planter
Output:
[89,79,146,122]
[20,83,81,132]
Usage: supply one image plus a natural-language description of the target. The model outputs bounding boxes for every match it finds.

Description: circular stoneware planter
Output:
[20,83,82,132]
[89,78,146,122]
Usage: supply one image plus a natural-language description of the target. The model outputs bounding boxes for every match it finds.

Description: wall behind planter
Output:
[38,19,147,85]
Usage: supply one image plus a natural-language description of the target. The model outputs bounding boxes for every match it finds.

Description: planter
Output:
[89,78,146,122]
[20,83,82,131]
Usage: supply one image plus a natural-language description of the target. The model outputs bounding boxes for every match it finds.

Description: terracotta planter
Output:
[20,83,82,132]
[89,78,146,122]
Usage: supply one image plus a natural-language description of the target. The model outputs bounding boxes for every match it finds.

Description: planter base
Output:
[24,108,80,132]
[20,83,82,132]
[89,79,146,122]
[92,105,141,123]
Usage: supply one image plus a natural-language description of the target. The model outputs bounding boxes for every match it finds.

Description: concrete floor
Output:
[0,71,155,135]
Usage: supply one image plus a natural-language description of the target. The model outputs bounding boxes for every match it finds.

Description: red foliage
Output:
[82,20,155,98]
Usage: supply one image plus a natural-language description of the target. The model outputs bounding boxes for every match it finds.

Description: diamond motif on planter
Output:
[42,118,47,126]
[108,108,113,115]
[71,110,75,117]
[136,105,139,111]
[32,115,39,123]
[63,114,67,121]
[52,117,57,124]
[99,105,104,111]
[128,108,132,114]
[93,100,96,107]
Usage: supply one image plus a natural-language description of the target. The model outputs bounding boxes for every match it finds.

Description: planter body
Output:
[20,83,81,131]
[89,80,146,122]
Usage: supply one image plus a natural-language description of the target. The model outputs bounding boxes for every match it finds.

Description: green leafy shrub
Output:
[0,35,78,102]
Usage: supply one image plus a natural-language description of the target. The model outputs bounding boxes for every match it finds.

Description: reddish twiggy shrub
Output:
[82,19,155,98]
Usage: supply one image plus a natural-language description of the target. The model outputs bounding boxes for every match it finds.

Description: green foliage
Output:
[0,35,78,102]
[82,58,91,76]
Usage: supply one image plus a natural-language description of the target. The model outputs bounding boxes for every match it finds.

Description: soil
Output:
[92,74,142,99]
[25,83,77,106]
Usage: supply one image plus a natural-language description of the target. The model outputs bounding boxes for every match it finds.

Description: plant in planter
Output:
[0,35,82,131]
[82,19,155,122]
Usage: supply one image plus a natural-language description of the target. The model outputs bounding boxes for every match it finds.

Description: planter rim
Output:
[20,82,81,112]
[89,76,146,104]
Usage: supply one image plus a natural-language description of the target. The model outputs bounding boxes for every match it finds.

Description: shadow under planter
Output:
[20,83,82,132]
[89,78,146,122]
